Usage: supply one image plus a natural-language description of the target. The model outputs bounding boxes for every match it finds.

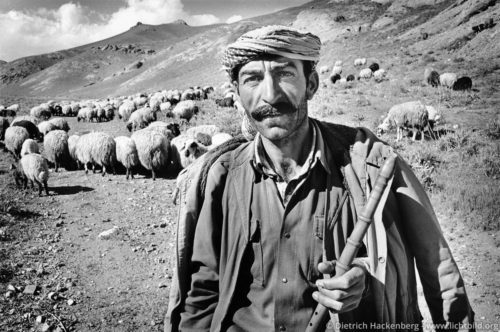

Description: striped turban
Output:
[221,25,321,79]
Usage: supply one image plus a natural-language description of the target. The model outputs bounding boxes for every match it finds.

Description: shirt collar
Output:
[252,118,332,179]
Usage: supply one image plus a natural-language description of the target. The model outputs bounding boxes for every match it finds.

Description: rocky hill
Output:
[0,0,498,99]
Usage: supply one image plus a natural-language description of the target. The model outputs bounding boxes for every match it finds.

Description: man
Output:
[166,26,474,332]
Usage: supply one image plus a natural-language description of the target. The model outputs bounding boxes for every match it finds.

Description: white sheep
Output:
[44,130,70,172]
[170,135,208,170]
[319,65,330,74]
[118,100,136,121]
[5,126,29,158]
[334,60,343,67]
[126,107,158,132]
[130,128,170,180]
[439,73,458,88]
[354,58,367,66]
[185,125,221,138]
[373,69,386,82]
[210,132,233,148]
[30,105,51,120]
[48,117,70,132]
[75,132,117,176]
[38,121,57,138]
[358,68,373,80]
[331,65,342,76]
[7,104,20,113]
[16,153,50,196]
[377,101,429,141]
[68,135,80,168]
[172,100,198,122]
[20,139,40,156]
[114,136,140,180]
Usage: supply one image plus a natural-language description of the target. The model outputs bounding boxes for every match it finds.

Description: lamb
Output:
[0,117,9,141]
[424,68,440,87]
[20,139,40,156]
[126,107,158,132]
[11,120,42,141]
[44,130,71,172]
[5,126,30,158]
[358,68,373,80]
[354,58,366,66]
[75,132,117,176]
[373,69,386,82]
[452,76,472,91]
[48,117,70,132]
[130,128,170,180]
[377,101,429,142]
[172,100,199,122]
[439,73,458,88]
[114,136,140,180]
[12,153,50,196]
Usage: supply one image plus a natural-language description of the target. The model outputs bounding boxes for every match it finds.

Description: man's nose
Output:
[260,73,283,105]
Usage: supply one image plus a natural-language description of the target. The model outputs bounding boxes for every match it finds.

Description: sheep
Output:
[114,136,140,180]
[329,73,341,84]
[181,89,195,101]
[319,65,330,74]
[44,130,71,172]
[130,128,170,180]
[38,121,57,139]
[30,105,51,120]
[6,104,20,113]
[334,60,343,67]
[439,73,458,88]
[358,68,373,80]
[5,126,29,158]
[160,102,171,113]
[354,58,367,66]
[77,107,92,122]
[368,62,379,72]
[147,121,180,139]
[424,68,440,87]
[118,100,136,121]
[215,97,234,107]
[425,105,443,129]
[185,125,221,138]
[11,120,42,141]
[346,74,355,82]
[133,95,148,109]
[331,65,342,76]
[452,76,472,91]
[68,135,80,169]
[211,132,233,148]
[13,154,50,196]
[170,135,208,170]
[61,104,73,116]
[194,132,212,146]
[126,107,158,132]
[12,115,40,125]
[75,132,116,175]
[48,117,70,132]
[377,101,428,142]
[373,69,386,82]
[172,100,198,122]
[20,139,40,156]
[1,117,10,141]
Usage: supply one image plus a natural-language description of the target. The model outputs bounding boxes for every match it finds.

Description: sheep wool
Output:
[5,126,29,158]
[114,136,140,180]
[131,128,170,180]
[68,135,80,167]
[185,125,221,138]
[439,73,458,88]
[21,139,40,156]
[358,68,372,79]
[378,101,428,141]
[20,153,50,196]
[38,121,57,137]
[211,132,233,148]
[75,132,117,176]
[44,130,70,172]
[172,100,198,122]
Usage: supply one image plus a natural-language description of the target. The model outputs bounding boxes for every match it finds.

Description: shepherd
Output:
[166,25,474,332]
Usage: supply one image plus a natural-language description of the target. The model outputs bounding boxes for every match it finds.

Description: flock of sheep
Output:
[319,58,387,86]
[0,83,243,196]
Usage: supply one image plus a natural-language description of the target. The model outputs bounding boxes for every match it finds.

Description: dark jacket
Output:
[166,119,474,332]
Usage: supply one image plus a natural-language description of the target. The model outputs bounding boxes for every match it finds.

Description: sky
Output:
[0,0,307,62]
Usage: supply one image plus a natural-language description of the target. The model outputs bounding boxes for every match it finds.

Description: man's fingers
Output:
[312,291,361,313]
[316,266,366,290]
[317,260,336,274]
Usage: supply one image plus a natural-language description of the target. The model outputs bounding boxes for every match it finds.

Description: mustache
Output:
[250,102,296,121]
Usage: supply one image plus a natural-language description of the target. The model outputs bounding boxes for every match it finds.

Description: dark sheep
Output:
[11,120,42,141]
[478,23,485,31]
[0,109,16,117]
[369,63,379,72]
[421,32,428,40]
[166,123,180,137]
[472,25,480,33]
[329,73,341,84]
[452,76,472,91]
[425,69,440,87]
[346,74,355,82]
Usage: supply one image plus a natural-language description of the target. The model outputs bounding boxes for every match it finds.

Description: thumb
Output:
[318,260,336,275]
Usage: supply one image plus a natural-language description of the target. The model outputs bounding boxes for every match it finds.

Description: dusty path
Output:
[1,154,499,331]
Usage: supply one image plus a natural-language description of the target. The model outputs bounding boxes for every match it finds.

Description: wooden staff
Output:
[305,155,396,332]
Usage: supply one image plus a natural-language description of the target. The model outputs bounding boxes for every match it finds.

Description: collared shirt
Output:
[228,120,354,332]
[253,119,331,205]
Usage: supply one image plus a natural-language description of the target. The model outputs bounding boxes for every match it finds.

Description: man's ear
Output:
[306,71,319,100]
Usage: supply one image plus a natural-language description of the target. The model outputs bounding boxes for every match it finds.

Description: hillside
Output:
[0,0,498,99]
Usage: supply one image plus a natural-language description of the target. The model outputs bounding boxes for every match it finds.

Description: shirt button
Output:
[282,278,288,283]
[279,325,286,331]
[284,233,290,238]
[378,257,386,264]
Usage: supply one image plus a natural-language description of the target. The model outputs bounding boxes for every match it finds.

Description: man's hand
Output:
[312,260,368,313]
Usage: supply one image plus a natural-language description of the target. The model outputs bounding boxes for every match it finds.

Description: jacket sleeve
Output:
[392,156,475,330]
[179,160,228,332]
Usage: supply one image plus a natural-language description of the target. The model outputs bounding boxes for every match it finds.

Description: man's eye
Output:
[243,76,261,84]
[278,71,295,78]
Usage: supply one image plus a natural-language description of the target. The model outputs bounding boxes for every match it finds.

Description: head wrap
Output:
[221,25,321,79]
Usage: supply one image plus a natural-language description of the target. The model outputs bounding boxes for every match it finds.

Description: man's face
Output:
[235,57,318,142]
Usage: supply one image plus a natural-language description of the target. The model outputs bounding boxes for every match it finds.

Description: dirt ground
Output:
[1,146,499,332]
